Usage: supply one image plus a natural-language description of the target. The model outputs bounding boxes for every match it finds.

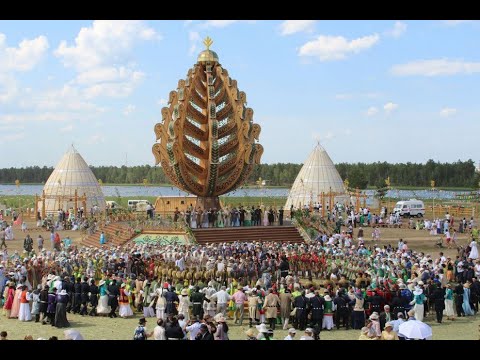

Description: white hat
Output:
[256,323,269,333]
[288,328,297,334]
[417,281,424,286]
[59,289,68,296]
[413,287,423,296]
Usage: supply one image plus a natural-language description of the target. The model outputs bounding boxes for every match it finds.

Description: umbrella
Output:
[398,320,432,340]
[64,329,84,340]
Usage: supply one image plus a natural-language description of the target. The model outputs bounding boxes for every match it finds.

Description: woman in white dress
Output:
[178,288,191,321]
[469,239,479,260]
[18,286,32,321]
[444,284,455,320]
[155,288,166,320]
[119,283,134,318]
[97,280,111,315]
[263,208,269,226]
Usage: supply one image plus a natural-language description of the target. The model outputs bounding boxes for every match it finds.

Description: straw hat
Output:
[369,312,379,320]
[245,328,256,337]
[384,322,393,329]
[181,288,188,296]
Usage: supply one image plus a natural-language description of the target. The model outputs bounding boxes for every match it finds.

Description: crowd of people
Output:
[173,204,286,228]
[0,211,479,340]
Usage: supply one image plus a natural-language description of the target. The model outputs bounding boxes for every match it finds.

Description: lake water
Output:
[0,184,476,200]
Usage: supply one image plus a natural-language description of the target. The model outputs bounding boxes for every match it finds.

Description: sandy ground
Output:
[1,219,479,340]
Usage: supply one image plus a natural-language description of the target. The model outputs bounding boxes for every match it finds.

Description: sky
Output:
[1,20,480,168]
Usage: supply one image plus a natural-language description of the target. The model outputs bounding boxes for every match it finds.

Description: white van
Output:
[127,199,151,211]
[393,199,425,217]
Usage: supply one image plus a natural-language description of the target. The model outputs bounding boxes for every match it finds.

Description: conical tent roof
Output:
[285,144,348,211]
[40,146,106,215]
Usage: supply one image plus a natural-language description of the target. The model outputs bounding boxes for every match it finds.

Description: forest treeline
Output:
[0,159,477,189]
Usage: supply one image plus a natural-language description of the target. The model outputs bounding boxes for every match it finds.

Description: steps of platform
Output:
[192,225,304,244]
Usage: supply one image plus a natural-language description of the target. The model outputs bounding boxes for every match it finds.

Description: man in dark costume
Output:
[294,290,308,330]
[72,277,82,314]
[191,286,208,319]
[279,206,284,226]
[164,286,180,317]
[333,289,350,330]
[79,277,90,316]
[63,276,74,313]
[89,279,99,316]
[309,291,325,329]
[107,279,120,318]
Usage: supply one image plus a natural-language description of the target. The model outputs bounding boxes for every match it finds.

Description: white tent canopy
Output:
[39,145,106,215]
[285,143,348,211]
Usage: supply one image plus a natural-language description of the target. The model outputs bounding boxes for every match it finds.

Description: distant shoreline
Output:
[0,183,474,191]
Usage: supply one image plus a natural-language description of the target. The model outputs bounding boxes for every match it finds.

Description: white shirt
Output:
[153,326,166,340]
[213,290,230,304]
[284,335,295,340]
[186,322,202,340]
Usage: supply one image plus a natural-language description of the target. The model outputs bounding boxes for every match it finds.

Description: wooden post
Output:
[34,194,38,220]
[321,192,326,218]
[355,188,360,213]
[42,190,46,219]
[74,189,78,218]
[363,194,367,209]
[82,193,87,217]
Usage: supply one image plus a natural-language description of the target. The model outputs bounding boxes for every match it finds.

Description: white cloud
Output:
[54,21,156,100]
[344,128,352,136]
[280,20,316,36]
[0,132,25,143]
[439,107,457,117]
[0,112,84,124]
[88,134,105,144]
[60,124,74,133]
[157,98,167,106]
[123,104,136,116]
[298,33,379,61]
[0,33,49,72]
[366,106,378,116]
[188,31,201,56]
[385,21,407,38]
[313,131,334,142]
[391,59,480,76]
[19,85,102,112]
[0,73,18,104]
[443,20,474,26]
[55,20,157,70]
[384,102,398,114]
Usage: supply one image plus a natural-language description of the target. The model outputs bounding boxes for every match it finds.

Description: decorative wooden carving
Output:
[152,38,262,206]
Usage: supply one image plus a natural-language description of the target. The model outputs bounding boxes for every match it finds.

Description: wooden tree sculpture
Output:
[152,37,263,210]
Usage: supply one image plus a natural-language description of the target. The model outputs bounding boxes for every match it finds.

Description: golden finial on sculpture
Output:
[197,36,219,63]
[203,36,213,50]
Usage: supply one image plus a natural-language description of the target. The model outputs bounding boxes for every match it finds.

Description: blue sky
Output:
[1,20,479,168]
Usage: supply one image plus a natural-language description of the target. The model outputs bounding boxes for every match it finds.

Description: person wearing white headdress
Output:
[97,280,111,315]
[409,286,425,322]
[119,283,134,318]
